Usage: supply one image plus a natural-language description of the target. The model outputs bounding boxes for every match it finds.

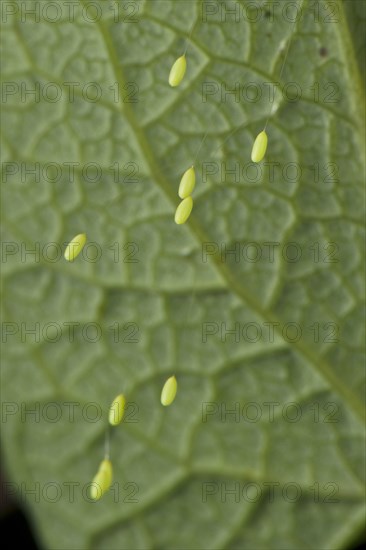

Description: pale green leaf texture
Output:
[1,1,365,549]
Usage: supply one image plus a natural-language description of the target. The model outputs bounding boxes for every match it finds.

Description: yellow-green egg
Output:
[169,55,187,87]
[64,233,87,261]
[251,130,268,163]
[174,197,193,225]
[179,166,196,199]
[109,394,126,426]
[90,459,113,500]
[161,375,178,406]
[90,469,104,501]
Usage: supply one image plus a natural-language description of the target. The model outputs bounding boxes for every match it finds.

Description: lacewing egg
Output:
[109,394,126,426]
[169,55,187,87]
[178,166,196,199]
[251,130,268,163]
[161,375,177,406]
[98,459,113,490]
[90,459,113,500]
[64,233,86,261]
[90,470,104,501]
[174,197,193,224]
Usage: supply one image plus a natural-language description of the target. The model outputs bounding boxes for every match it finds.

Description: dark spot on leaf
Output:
[319,47,328,57]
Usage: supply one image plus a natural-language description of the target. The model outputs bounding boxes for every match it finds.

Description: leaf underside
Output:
[1,1,365,549]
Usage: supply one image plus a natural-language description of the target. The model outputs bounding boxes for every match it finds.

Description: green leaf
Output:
[1,1,365,549]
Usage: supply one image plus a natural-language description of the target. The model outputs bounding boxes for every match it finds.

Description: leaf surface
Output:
[1,1,365,548]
